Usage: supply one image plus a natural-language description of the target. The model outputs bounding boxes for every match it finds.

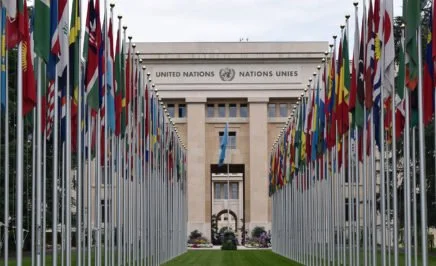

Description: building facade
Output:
[136,41,328,242]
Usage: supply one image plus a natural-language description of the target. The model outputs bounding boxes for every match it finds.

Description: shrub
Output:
[189,230,202,240]
[221,240,237,250]
[251,226,266,238]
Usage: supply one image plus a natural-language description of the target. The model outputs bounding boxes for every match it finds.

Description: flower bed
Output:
[187,243,213,248]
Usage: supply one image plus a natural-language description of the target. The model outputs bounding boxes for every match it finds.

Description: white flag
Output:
[2,0,16,19]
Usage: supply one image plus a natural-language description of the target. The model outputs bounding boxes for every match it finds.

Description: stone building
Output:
[136,41,328,242]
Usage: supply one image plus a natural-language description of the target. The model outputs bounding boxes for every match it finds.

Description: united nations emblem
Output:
[219,68,235,81]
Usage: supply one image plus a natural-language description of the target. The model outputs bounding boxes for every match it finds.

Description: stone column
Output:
[248,97,269,230]
[186,97,207,237]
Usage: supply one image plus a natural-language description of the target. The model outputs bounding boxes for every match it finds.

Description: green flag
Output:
[120,38,126,137]
[34,0,50,62]
[404,0,420,91]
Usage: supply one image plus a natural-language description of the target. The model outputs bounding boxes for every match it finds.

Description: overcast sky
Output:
[109,0,404,43]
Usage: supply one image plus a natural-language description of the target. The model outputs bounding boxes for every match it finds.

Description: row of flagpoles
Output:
[1,0,188,265]
[270,0,433,265]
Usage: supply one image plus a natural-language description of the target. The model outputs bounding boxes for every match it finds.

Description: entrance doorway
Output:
[210,164,245,245]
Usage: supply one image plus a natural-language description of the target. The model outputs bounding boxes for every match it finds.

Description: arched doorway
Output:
[211,209,237,244]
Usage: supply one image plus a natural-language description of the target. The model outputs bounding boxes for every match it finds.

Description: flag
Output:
[338,26,350,136]
[326,45,336,149]
[2,0,16,19]
[58,0,68,143]
[0,8,6,109]
[107,15,115,132]
[6,0,23,49]
[46,0,59,139]
[405,0,420,91]
[34,0,50,62]
[383,0,394,99]
[21,0,36,115]
[365,0,375,110]
[349,6,360,127]
[120,32,126,137]
[422,2,435,126]
[218,122,229,167]
[69,0,80,151]
[372,0,383,150]
[115,21,122,136]
[85,0,99,111]
[395,36,406,138]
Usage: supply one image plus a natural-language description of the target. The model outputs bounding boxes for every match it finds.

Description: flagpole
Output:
[116,15,122,266]
[412,127,418,266]
[16,38,24,266]
[402,21,412,266]
[35,58,43,266]
[390,20,399,266]
[42,129,47,266]
[103,2,109,265]
[77,31,83,266]
[3,35,9,266]
[416,24,428,266]
[109,6,116,266]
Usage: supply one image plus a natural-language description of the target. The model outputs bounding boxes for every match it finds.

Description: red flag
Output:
[6,0,25,49]
[21,1,36,115]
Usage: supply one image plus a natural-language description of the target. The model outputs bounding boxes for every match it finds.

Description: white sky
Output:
[108,0,404,43]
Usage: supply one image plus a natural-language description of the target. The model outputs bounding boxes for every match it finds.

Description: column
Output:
[248,97,269,230]
[186,97,207,237]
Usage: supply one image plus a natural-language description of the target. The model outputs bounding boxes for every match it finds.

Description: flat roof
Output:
[135,41,328,55]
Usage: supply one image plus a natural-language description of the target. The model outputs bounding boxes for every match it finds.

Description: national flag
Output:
[6,0,23,49]
[58,0,68,143]
[365,0,375,109]
[21,0,36,115]
[338,26,350,136]
[2,0,16,19]
[85,0,99,111]
[1,8,6,109]
[422,2,435,126]
[46,0,59,139]
[372,0,383,150]
[404,0,420,91]
[395,35,406,138]
[326,45,336,149]
[107,16,115,132]
[115,20,122,136]
[34,0,50,62]
[120,32,126,137]
[218,122,229,167]
[69,0,80,151]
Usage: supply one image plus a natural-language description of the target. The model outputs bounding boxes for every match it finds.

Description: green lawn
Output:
[162,250,302,266]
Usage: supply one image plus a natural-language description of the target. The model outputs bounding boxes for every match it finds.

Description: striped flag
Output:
[46,0,59,139]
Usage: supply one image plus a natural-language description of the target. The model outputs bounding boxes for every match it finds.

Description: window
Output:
[240,104,248,117]
[345,199,356,222]
[214,182,238,199]
[207,104,215,117]
[279,104,288,117]
[167,104,175,118]
[231,182,238,199]
[178,104,186,118]
[218,104,226,117]
[101,200,105,221]
[268,103,276,117]
[214,183,221,199]
[229,104,237,117]
[219,131,236,149]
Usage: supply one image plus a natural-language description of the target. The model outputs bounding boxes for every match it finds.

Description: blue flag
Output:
[0,8,6,109]
[218,122,229,167]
